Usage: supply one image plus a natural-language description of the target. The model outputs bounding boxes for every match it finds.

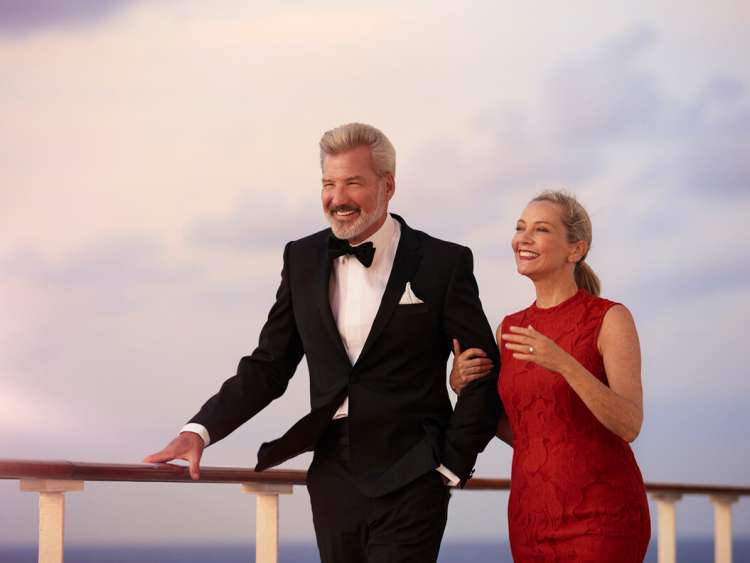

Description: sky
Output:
[1,0,749,546]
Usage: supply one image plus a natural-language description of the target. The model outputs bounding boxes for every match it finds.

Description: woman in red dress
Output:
[452,190,650,562]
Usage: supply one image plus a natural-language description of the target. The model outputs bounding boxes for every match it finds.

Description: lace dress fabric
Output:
[498,289,650,562]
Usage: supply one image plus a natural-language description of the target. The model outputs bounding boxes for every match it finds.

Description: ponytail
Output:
[575,261,601,296]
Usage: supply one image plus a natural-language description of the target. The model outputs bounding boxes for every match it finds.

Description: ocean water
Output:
[2,539,749,562]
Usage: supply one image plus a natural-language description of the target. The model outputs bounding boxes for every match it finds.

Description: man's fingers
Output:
[461,370,490,384]
[143,450,175,464]
[460,347,488,360]
[464,357,493,369]
[458,358,492,378]
[188,454,201,480]
[451,339,493,392]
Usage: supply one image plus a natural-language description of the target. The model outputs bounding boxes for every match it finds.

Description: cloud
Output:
[636,284,750,404]
[679,106,750,196]
[2,236,194,290]
[0,380,80,437]
[0,0,146,36]
[543,28,666,145]
[189,192,327,252]
[460,26,747,202]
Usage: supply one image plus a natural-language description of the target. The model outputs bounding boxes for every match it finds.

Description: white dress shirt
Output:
[182,214,459,485]
[330,213,399,417]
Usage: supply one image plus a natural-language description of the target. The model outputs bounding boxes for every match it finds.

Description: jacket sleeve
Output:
[440,246,503,482]
[187,241,305,445]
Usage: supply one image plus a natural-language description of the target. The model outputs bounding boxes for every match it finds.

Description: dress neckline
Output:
[530,288,587,315]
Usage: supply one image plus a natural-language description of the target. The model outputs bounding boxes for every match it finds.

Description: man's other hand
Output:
[450,339,493,395]
[143,431,205,480]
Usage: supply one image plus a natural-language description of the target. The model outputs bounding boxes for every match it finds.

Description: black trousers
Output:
[306,419,451,563]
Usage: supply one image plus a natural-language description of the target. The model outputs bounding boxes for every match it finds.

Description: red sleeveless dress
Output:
[498,289,650,562]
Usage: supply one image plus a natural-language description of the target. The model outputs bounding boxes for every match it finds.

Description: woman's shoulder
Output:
[580,292,636,339]
[581,289,623,314]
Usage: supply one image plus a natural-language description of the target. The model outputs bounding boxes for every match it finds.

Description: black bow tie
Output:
[327,235,376,267]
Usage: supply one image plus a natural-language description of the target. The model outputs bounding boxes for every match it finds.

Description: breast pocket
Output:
[395,302,430,315]
[389,303,434,354]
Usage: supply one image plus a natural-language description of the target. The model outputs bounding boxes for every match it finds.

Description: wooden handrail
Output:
[1,458,749,496]
[0,459,307,485]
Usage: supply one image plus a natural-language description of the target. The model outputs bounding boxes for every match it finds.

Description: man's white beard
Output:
[328,190,387,241]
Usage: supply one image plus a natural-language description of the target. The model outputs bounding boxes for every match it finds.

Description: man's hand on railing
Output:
[143,431,205,480]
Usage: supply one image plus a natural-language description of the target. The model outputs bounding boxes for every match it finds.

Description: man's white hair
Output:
[319,122,396,177]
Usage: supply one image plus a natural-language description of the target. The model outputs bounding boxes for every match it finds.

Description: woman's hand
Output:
[449,338,494,395]
[500,325,574,375]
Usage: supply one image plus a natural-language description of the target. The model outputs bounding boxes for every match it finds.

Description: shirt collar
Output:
[351,213,396,252]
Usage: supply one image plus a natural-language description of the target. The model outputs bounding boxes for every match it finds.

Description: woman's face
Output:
[512,201,585,280]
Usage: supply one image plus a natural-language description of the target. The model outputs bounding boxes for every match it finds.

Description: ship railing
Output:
[1,459,748,563]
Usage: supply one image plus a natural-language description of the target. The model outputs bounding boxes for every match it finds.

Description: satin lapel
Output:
[316,239,351,364]
[356,216,422,366]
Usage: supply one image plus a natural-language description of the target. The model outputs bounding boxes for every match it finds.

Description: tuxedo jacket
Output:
[189,214,502,496]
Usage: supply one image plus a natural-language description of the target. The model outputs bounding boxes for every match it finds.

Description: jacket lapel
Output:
[356,214,422,366]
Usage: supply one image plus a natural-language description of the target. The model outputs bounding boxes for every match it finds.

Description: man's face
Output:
[321,145,395,244]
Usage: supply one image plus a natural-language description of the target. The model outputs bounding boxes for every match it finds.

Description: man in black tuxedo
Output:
[145,123,501,563]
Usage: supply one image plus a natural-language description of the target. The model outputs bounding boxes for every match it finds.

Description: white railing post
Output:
[20,479,84,563]
[652,492,682,563]
[242,482,293,563]
[710,494,738,563]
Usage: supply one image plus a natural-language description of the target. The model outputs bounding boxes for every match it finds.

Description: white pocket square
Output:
[398,282,425,305]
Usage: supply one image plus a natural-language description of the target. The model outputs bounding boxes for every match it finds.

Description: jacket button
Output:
[350,375,359,384]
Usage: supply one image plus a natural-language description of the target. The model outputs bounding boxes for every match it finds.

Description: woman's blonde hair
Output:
[319,122,396,177]
[530,190,601,296]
